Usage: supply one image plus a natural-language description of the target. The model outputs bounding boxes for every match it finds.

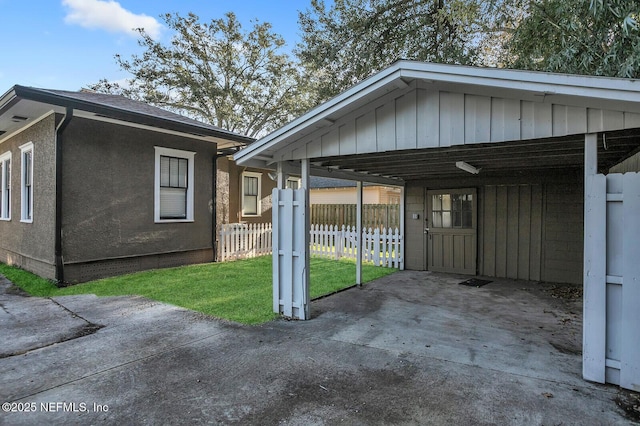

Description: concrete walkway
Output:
[0,271,637,425]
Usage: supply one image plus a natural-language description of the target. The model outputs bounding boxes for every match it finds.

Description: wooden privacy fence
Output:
[311,204,400,230]
[218,223,402,268]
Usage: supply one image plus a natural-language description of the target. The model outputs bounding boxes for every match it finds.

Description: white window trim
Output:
[286,177,301,189]
[19,142,33,223]
[241,171,262,217]
[154,146,196,223]
[0,151,11,221]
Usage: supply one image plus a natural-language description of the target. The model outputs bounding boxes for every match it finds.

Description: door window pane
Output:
[442,194,451,210]
[463,211,473,228]
[432,195,442,210]
[432,211,442,227]
[431,192,473,229]
[442,211,452,228]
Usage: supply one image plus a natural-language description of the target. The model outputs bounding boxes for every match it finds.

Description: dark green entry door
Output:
[427,189,477,275]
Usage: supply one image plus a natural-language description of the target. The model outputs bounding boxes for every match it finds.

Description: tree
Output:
[296,0,513,101]
[503,0,640,78]
[89,12,312,138]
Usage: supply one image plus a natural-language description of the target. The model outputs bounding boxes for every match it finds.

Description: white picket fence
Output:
[218,223,402,268]
[218,223,272,261]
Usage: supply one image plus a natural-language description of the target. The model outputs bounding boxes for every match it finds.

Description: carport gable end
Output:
[234,61,640,392]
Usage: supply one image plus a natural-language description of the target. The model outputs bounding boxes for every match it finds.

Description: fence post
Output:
[373,228,381,266]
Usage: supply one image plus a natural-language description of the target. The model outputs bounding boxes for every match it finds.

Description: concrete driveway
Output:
[0,271,637,425]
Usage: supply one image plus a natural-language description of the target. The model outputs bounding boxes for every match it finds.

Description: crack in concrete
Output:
[0,298,105,359]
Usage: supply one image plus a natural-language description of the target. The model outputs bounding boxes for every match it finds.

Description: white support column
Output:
[399,185,405,271]
[301,159,311,319]
[585,133,598,179]
[356,181,363,285]
[276,161,284,189]
[583,132,607,384]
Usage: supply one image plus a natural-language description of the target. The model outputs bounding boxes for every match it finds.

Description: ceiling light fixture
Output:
[456,161,480,174]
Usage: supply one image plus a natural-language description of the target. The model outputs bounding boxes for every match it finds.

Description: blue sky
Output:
[0,0,309,92]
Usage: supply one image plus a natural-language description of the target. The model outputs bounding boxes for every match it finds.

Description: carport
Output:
[234,60,640,390]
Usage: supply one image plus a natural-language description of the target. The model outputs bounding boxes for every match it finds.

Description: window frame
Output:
[19,142,33,223]
[286,177,301,190]
[429,188,476,230]
[241,171,262,217]
[154,146,196,223]
[0,151,11,221]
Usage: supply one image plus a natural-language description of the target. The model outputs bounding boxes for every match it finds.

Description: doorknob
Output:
[424,228,429,234]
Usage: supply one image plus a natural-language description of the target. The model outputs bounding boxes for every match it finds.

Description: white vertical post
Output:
[301,159,311,319]
[356,181,363,285]
[621,173,640,389]
[399,185,405,270]
[583,132,606,384]
[276,162,284,189]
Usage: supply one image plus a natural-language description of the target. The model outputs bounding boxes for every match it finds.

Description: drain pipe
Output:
[212,154,221,262]
[55,107,73,284]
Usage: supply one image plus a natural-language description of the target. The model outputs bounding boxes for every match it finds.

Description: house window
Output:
[0,152,10,220]
[20,143,33,223]
[154,147,195,222]
[242,172,261,216]
[286,178,300,190]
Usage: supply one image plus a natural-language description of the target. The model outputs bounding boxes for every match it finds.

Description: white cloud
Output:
[62,0,162,39]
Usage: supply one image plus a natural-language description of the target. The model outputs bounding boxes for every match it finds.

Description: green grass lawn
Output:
[0,257,396,324]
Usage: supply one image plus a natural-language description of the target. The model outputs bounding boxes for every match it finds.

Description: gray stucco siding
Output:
[61,118,217,264]
[0,114,57,277]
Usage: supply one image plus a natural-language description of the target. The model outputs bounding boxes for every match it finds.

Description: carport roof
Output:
[234,61,640,183]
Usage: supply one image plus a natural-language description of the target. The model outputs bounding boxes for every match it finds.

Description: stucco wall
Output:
[222,159,275,224]
[404,171,584,284]
[61,118,217,269]
[0,113,57,279]
[310,186,402,205]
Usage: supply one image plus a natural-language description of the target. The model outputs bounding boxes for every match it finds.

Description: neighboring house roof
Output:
[0,85,255,149]
[310,176,378,189]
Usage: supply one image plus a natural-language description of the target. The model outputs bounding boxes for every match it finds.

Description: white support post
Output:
[301,159,311,320]
[585,133,598,179]
[583,132,607,384]
[399,185,405,271]
[356,181,363,285]
[276,162,284,189]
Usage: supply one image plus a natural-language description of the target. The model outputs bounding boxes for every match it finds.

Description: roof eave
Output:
[10,85,254,145]
[234,61,640,165]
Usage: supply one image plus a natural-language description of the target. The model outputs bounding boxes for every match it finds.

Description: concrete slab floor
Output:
[0,270,638,425]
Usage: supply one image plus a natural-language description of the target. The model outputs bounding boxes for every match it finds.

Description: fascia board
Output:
[234,64,405,164]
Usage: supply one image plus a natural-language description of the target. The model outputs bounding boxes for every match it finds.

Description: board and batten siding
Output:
[479,184,544,281]
[405,180,584,284]
[404,185,427,271]
[284,88,640,161]
[610,151,640,173]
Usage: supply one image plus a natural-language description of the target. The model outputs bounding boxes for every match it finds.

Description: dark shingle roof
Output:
[12,85,254,144]
[310,176,376,188]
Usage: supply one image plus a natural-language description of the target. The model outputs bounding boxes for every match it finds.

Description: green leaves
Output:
[89,2,640,137]
[504,0,640,78]
[89,12,311,138]
[297,0,491,100]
